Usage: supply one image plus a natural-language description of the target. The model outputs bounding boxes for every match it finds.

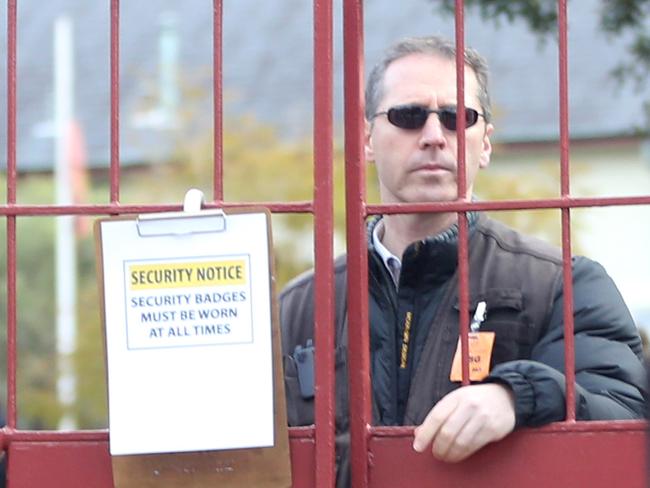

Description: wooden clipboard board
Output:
[94,191,291,488]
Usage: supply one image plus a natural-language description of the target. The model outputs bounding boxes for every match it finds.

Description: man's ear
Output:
[364,119,375,162]
[479,123,494,169]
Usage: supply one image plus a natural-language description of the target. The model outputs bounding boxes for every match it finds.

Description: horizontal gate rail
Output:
[0,202,315,216]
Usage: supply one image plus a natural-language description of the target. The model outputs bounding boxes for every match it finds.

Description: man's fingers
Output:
[412,394,459,452]
[438,416,489,462]
[429,406,474,461]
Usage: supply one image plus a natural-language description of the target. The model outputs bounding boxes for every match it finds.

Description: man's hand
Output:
[412,383,515,462]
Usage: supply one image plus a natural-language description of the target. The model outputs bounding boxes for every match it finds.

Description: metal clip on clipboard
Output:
[136,188,227,237]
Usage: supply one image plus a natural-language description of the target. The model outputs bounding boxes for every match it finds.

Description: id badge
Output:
[449,331,495,382]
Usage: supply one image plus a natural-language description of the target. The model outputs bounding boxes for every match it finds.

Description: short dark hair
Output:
[365,35,492,123]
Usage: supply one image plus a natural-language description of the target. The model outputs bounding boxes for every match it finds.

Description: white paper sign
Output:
[99,211,274,456]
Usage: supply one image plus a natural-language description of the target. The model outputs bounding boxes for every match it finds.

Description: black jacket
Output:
[280,214,646,484]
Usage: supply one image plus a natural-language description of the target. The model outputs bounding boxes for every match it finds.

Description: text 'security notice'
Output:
[125,256,253,349]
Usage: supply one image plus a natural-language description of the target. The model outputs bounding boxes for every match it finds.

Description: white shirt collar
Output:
[372,219,401,286]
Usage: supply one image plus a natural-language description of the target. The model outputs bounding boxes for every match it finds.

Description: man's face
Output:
[365,53,493,204]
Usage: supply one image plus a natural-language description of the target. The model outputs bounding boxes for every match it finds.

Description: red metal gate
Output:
[1,0,648,487]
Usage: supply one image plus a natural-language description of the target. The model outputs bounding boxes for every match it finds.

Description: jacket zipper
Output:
[404,274,459,424]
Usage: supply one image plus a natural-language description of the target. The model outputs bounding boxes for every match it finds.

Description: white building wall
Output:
[485,139,650,329]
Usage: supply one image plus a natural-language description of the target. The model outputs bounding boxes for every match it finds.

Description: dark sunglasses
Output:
[371,104,485,131]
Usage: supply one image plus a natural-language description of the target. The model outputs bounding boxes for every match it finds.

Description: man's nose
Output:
[418,113,446,149]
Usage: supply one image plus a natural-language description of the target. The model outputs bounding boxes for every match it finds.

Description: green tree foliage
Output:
[147,114,342,287]
[439,0,650,94]
[0,179,61,428]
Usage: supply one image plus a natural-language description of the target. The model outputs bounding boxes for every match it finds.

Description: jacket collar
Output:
[367,212,480,285]
[367,211,479,253]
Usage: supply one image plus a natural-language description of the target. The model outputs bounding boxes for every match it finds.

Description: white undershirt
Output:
[372,219,402,287]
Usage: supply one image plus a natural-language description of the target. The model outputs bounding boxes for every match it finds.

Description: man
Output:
[280,35,646,485]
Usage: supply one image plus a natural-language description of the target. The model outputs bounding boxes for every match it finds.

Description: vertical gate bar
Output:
[6,0,17,205]
[557,0,576,422]
[313,0,335,484]
[343,0,370,486]
[212,0,224,201]
[5,0,18,429]
[110,0,120,203]
[454,0,471,385]
[5,218,16,429]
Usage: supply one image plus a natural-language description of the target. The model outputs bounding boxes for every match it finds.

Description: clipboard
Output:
[94,190,291,488]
